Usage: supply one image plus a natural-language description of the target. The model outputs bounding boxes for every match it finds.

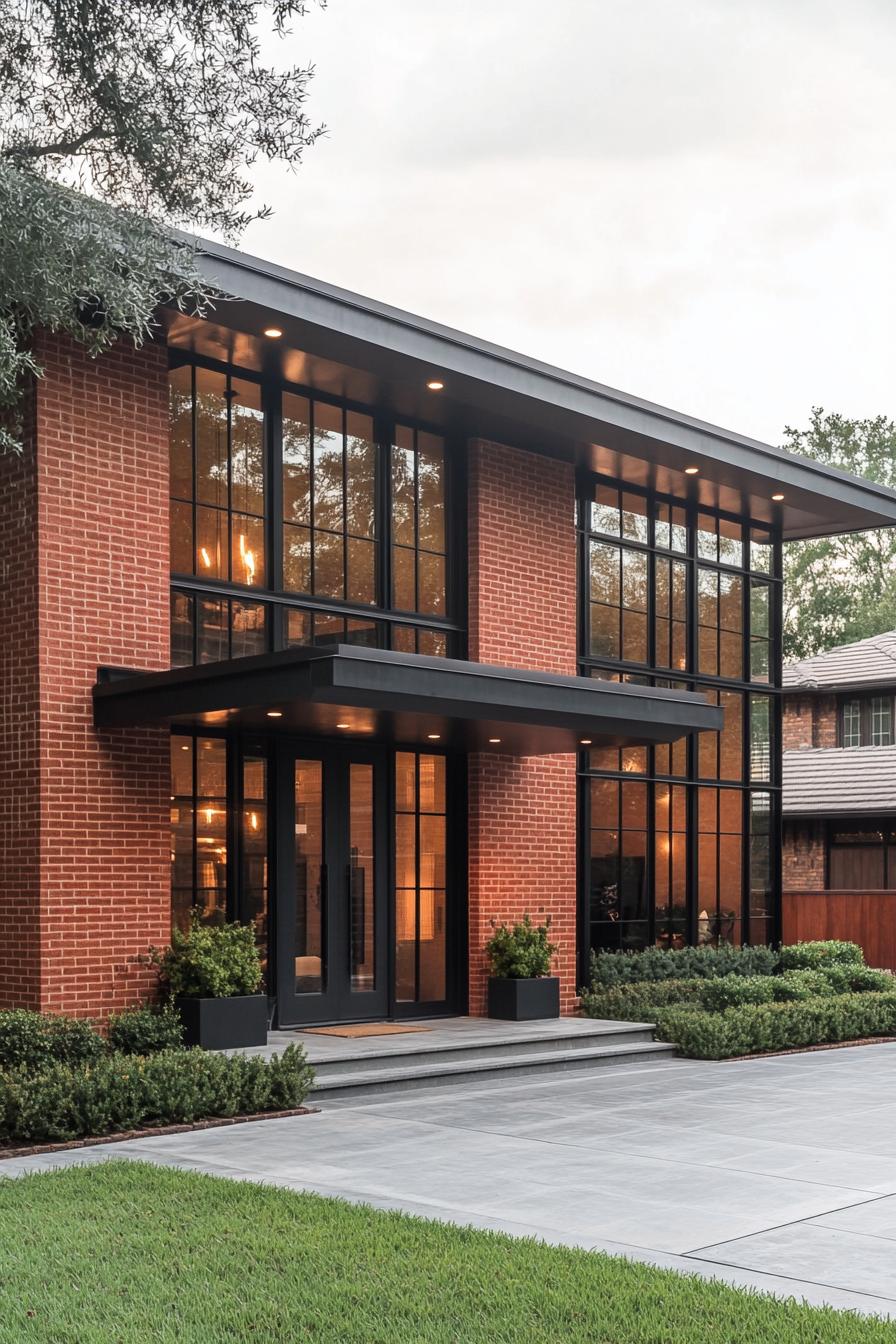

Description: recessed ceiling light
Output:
[684,466,699,475]
[771,492,784,501]
[336,722,350,729]
[426,733,441,740]
[263,326,283,338]
[580,738,592,745]
[426,379,444,391]
[267,710,283,719]
[488,737,501,744]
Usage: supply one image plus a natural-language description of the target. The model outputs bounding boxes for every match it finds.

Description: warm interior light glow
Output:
[488,737,501,744]
[263,326,283,338]
[771,492,784,501]
[199,547,212,568]
[426,379,444,391]
[267,710,283,718]
[580,738,592,745]
[336,722,351,729]
[684,466,699,475]
[249,812,258,831]
[426,733,441,740]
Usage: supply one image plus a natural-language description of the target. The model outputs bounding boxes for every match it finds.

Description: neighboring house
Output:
[782,633,896,966]
[3,236,896,1024]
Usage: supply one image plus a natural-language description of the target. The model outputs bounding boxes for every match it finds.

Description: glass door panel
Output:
[393,752,448,1009]
[349,763,376,994]
[294,759,324,996]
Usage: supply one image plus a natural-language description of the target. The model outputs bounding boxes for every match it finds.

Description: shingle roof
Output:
[783,744,896,815]
[783,631,896,691]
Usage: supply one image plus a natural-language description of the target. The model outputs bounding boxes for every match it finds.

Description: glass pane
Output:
[749,793,772,919]
[719,691,743,780]
[170,735,193,798]
[347,535,376,605]
[395,752,416,812]
[242,755,268,954]
[392,545,416,610]
[842,699,862,747]
[391,430,416,547]
[170,590,194,667]
[395,813,416,890]
[285,607,312,647]
[232,513,265,587]
[591,603,619,659]
[418,754,446,813]
[170,499,193,576]
[346,412,376,540]
[197,736,226,796]
[418,551,446,616]
[312,401,344,535]
[314,529,344,599]
[872,697,893,747]
[591,484,620,536]
[195,505,226,580]
[394,889,416,1002]
[718,573,743,632]
[417,433,445,551]
[750,694,772,782]
[418,890,446,1001]
[194,367,228,508]
[197,598,228,664]
[282,393,311,525]
[718,517,743,567]
[590,540,620,604]
[750,527,772,573]
[417,629,448,657]
[349,764,376,993]
[697,514,718,561]
[231,601,267,658]
[294,759,324,994]
[621,492,648,543]
[168,365,193,500]
[230,378,264,516]
[283,523,312,593]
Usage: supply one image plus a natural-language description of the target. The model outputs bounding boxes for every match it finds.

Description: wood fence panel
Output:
[782,890,896,970]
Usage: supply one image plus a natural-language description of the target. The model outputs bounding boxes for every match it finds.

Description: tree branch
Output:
[3,126,111,161]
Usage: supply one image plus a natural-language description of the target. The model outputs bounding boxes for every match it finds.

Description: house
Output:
[782,633,896,966]
[3,235,896,1025]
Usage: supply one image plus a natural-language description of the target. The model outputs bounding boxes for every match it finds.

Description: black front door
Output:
[276,742,388,1025]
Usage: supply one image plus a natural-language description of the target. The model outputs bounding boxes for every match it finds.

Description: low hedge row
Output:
[698,965,892,1011]
[590,943,779,986]
[655,992,896,1060]
[779,940,864,971]
[0,1044,314,1144]
[580,978,708,1022]
[0,1005,184,1073]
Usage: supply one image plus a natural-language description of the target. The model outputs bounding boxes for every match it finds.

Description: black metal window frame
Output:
[169,350,467,663]
[576,472,783,973]
[838,694,895,748]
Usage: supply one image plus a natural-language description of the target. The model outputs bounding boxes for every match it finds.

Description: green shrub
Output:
[775,969,837,1001]
[0,1044,314,1144]
[656,991,896,1060]
[107,1003,185,1055]
[590,943,779,987]
[580,978,706,1021]
[0,1010,104,1072]
[698,975,779,1011]
[779,940,864,971]
[485,915,556,979]
[818,963,893,994]
[152,914,263,998]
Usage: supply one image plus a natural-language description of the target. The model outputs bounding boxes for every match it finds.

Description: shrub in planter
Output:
[107,1003,185,1055]
[0,1010,104,1072]
[590,943,779,987]
[656,991,896,1060]
[485,916,559,1020]
[580,978,707,1022]
[779,940,864,971]
[152,915,267,1049]
[0,1044,314,1145]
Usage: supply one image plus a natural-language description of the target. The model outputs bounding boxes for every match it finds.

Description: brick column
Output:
[466,439,579,1015]
[0,335,171,1017]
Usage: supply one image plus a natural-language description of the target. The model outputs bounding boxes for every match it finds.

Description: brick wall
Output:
[0,334,171,1016]
[466,439,579,1014]
[782,818,826,891]
[782,693,837,750]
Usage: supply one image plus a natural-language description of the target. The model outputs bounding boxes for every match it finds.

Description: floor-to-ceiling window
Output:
[168,357,464,664]
[579,478,781,959]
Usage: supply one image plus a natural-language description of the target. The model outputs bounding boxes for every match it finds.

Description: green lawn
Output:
[0,1161,892,1343]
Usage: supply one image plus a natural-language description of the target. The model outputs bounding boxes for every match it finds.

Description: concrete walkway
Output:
[4,1041,896,1319]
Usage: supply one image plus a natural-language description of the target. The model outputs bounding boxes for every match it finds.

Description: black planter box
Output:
[175,994,268,1050]
[487,976,560,1022]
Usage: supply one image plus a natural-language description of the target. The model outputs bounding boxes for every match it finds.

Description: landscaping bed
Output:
[0,1005,314,1146]
[1,1160,893,1344]
[581,939,896,1059]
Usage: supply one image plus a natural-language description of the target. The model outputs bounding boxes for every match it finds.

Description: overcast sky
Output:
[243,0,896,444]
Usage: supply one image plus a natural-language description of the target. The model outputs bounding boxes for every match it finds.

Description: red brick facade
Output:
[0,335,171,1016]
[466,439,579,1014]
[782,693,836,892]
[782,693,837,751]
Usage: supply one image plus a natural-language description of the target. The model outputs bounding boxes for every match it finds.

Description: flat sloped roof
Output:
[783,744,896,816]
[783,631,896,692]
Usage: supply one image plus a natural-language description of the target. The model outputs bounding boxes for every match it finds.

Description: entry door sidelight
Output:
[276,744,388,1025]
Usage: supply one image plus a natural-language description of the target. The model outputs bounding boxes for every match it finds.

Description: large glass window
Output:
[580,477,782,954]
[169,362,460,665]
[394,752,448,1003]
[170,734,228,929]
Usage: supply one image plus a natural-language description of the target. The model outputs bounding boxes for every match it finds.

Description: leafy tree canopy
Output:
[0,0,324,452]
[782,408,896,661]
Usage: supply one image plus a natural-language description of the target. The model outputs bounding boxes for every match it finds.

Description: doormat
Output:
[302,1023,432,1039]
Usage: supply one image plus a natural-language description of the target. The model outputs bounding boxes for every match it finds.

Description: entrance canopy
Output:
[94,645,721,754]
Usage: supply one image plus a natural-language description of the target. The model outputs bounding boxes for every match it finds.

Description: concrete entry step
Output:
[252,1016,676,1101]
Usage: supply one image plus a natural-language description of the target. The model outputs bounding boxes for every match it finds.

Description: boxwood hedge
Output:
[655,992,896,1060]
[589,944,779,987]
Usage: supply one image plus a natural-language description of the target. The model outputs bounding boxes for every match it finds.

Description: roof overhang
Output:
[93,645,722,755]
[161,234,896,542]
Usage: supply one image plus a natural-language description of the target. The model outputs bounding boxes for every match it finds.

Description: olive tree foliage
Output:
[0,0,325,453]
[782,408,896,661]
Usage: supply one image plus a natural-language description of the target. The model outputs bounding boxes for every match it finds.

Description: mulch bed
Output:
[0,1106,318,1161]
[721,1035,896,1062]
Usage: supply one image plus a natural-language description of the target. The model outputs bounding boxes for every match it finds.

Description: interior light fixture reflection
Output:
[263,326,283,338]
[488,737,501,744]
[684,466,699,475]
[426,733,441,740]
[426,379,444,391]
[771,493,784,502]
[336,722,351,729]
[267,710,283,719]
[199,547,212,568]
[580,738,592,745]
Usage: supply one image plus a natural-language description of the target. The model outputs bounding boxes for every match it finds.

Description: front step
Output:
[310,1032,676,1101]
